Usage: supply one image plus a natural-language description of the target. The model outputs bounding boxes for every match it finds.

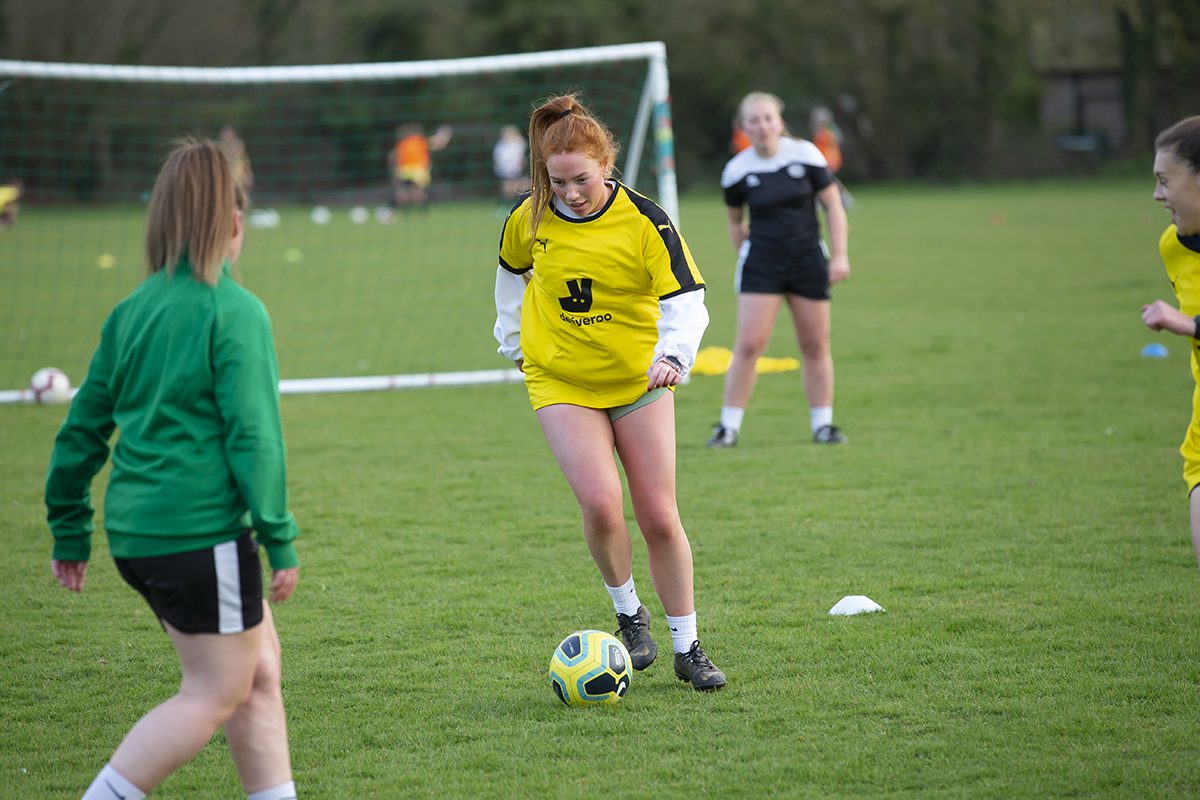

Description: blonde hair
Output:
[737,91,785,127]
[145,138,238,287]
[526,93,619,238]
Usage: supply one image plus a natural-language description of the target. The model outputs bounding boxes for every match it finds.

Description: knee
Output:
[733,336,768,360]
[577,485,625,532]
[635,506,684,545]
[250,640,283,697]
[580,500,626,535]
[186,675,255,726]
[799,337,830,361]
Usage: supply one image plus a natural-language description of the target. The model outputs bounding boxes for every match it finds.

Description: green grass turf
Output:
[4,179,1200,797]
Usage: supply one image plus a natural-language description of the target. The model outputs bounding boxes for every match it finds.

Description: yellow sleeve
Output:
[643,216,704,299]
[499,198,534,274]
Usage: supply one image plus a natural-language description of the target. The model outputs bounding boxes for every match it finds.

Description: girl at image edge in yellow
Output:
[1141,115,1200,567]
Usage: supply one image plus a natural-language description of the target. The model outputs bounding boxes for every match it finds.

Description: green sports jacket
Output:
[45,257,299,569]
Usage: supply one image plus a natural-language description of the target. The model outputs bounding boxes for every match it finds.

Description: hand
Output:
[514,359,524,373]
[269,567,299,603]
[646,356,683,390]
[1142,300,1194,336]
[828,253,850,284]
[52,560,88,593]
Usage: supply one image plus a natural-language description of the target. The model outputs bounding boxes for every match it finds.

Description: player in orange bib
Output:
[389,123,452,208]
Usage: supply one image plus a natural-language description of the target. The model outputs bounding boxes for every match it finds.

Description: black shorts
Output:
[115,531,264,634]
[736,240,830,300]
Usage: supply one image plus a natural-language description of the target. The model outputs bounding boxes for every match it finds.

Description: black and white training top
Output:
[721,137,834,255]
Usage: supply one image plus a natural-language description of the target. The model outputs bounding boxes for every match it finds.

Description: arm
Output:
[45,318,117,579]
[494,265,526,367]
[213,297,299,574]
[649,289,710,389]
[1142,300,1199,337]
[726,205,749,252]
[817,182,850,283]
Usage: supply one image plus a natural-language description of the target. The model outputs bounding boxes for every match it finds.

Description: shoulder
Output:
[501,194,534,233]
[721,148,760,188]
[1165,225,1200,258]
[616,183,672,229]
[781,137,828,168]
[214,275,271,327]
[1160,225,1176,254]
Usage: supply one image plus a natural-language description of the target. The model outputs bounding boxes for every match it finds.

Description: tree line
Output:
[2,0,1198,189]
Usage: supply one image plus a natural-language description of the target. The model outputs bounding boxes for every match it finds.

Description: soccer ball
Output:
[309,205,331,225]
[548,630,631,706]
[349,206,369,224]
[30,367,71,405]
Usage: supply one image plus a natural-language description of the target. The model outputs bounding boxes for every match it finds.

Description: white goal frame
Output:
[0,40,679,221]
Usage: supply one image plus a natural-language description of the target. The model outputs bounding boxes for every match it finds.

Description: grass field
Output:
[4,179,1200,798]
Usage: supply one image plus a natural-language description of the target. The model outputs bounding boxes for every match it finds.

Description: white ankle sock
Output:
[810,406,833,433]
[665,612,698,654]
[720,406,745,432]
[83,764,146,800]
[605,575,642,617]
[248,781,297,800]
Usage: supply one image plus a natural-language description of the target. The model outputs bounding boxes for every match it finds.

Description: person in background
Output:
[810,105,854,209]
[493,93,726,691]
[46,139,301,800]
[1140,115,1200,568]
[389,122,453,208]
[730,116,751,154]
[493,124,530,204]
[0,179,22,229]
[708,91,850,448]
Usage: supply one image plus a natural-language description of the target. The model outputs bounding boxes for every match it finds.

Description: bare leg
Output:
[722,293,784,409]
[786,294,833,408]
[537,403,631,587]
[225,603,293,794]
[109,622,261,792]
[613,393,694,616]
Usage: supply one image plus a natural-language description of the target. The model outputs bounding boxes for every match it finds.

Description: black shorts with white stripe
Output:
[115,531,265,634]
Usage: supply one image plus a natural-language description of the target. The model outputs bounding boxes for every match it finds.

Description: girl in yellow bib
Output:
[1141,115,1200,567]
[494,94,725,690]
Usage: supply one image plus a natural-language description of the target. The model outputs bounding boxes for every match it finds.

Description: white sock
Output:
[810,406,833,433]
[605,575,642,617]
[248,781,297,800]
[665,612,698,654]
[83,764,146,800]
[720,406,745,432]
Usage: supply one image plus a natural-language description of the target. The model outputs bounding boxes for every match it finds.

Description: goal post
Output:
[0,42,680,400]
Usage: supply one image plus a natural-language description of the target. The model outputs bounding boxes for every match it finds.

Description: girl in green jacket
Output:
[46,139,300,800]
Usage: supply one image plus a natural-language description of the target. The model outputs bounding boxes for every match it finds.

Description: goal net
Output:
[0,42,678,401]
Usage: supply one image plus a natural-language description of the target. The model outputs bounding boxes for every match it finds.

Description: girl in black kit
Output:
[707,91,851,448]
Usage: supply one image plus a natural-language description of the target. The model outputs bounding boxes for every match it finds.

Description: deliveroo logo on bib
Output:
[558,278,613,327]
[559,278,594,313]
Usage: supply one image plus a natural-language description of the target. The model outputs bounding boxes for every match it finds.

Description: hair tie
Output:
[557,108,573,119]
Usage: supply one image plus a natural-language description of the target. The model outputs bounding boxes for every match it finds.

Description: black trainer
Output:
[812,424,847,444]
[615,605,657,671]
[673,640,726,691]
[706,424,738,448]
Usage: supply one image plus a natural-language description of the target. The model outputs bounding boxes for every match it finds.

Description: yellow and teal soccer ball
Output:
[548,630,631,706]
